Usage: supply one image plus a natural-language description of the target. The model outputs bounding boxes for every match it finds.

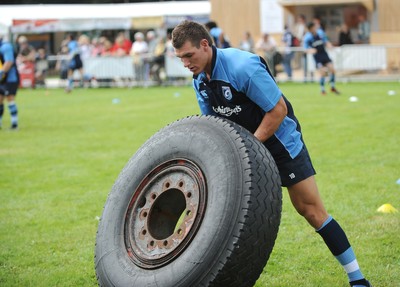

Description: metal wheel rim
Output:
[124,158,207,269]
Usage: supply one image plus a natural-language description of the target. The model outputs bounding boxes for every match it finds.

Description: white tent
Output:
[0,1,210,33]
[0,22,8,37]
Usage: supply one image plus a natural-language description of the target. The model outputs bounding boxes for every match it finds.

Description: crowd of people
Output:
[14,30,175,91]
[9,13,371,92]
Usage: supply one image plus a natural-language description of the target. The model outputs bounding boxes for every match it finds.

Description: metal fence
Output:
[275,44,400,83]
[18,44,400,89]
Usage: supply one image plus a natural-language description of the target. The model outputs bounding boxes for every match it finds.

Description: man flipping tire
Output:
[170,20,371,287]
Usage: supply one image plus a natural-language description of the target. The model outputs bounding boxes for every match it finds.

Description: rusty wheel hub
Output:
[124,159,207,269]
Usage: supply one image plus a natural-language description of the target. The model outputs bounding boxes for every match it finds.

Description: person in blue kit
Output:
[303,21,340,95]
[171,20,372,287]
[65,33,83,93]
[0,34,19,130]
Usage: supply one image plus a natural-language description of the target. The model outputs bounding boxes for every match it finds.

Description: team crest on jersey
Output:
[200,90,209,99]
[222,86,232,101]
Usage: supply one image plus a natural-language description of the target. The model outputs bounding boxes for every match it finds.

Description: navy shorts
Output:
[0,82,19,96]
[273,145,316,187]
[69,54,83,70]
[316,59,332,69]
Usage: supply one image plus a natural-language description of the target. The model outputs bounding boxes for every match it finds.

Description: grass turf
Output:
[0,82,399,286]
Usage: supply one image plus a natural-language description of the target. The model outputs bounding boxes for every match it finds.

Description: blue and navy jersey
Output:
[193,46,303,159]
[0,40,19,83]
[303,31,331,64]
[68,40,79,56]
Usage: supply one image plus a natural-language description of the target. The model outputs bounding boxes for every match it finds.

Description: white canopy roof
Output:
[0,1,210,34]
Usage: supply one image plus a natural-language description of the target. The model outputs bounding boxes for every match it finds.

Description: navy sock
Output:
[0,103,4,127]
[330,73,336,87]
[320,77,325,91]
[316,216,365,283]
[8,102,18,126]
[0,103,4,117]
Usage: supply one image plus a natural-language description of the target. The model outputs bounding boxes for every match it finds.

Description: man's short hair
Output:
[171,20,213,49]
[205,21,218,31]
[307,22,315,30]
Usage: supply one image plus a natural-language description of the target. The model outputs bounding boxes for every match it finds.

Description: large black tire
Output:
[95,115,282,287]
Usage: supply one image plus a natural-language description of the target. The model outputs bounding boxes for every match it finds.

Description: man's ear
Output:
[200,39,210,49]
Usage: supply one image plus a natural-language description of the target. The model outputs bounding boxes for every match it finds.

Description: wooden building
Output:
[210,0,400,47]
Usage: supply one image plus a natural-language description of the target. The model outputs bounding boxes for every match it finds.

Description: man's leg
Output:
[66,68,74,93]
[327,63,340,94]
[318,67,326,95]
[287,176,370,286]
[0,95,4,129]
[7,95,18,129]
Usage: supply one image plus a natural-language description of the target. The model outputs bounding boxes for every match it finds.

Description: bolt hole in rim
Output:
[124,159,207,269]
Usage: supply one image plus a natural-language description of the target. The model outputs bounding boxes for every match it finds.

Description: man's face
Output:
[309,25,317,34]
[174,39,209,75]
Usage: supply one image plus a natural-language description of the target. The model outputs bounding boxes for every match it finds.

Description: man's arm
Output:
[254,96,287,142]
[1,61,13,73]
[302,35,316,55]
[1,43,15,73]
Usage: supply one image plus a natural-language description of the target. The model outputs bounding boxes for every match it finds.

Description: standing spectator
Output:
[146,30,158,56]
[294,14,307,44]
[338,24,354,46]
[0,34,19,130]
[357,14,370,44]
[116,32,132,55]
[111,34,129,57]
[16,35,36,88]
[313,16,327,39]
[91,37,105,57]
[101,38,113,57]
[55,45,69,85]
[304,22,340,95]
[34,48,48,87]
[239,31,255,53]
[130,32,148,85]
[205,21,231,48]
[78,34,94,87]
[255,33,278,77]
[294,14,309,82]
[16,35,36,65]
[282,25,295,81]
[146,30,159,82]
[65,34,83,93]
[78,34,93,60]
[218,34,231,49]
[147,32,166,85]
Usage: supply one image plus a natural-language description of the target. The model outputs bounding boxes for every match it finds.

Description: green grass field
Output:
[0,82,399,287]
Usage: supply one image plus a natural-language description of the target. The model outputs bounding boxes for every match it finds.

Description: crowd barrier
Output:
[84,57,135,79]
[303,44,387,73]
